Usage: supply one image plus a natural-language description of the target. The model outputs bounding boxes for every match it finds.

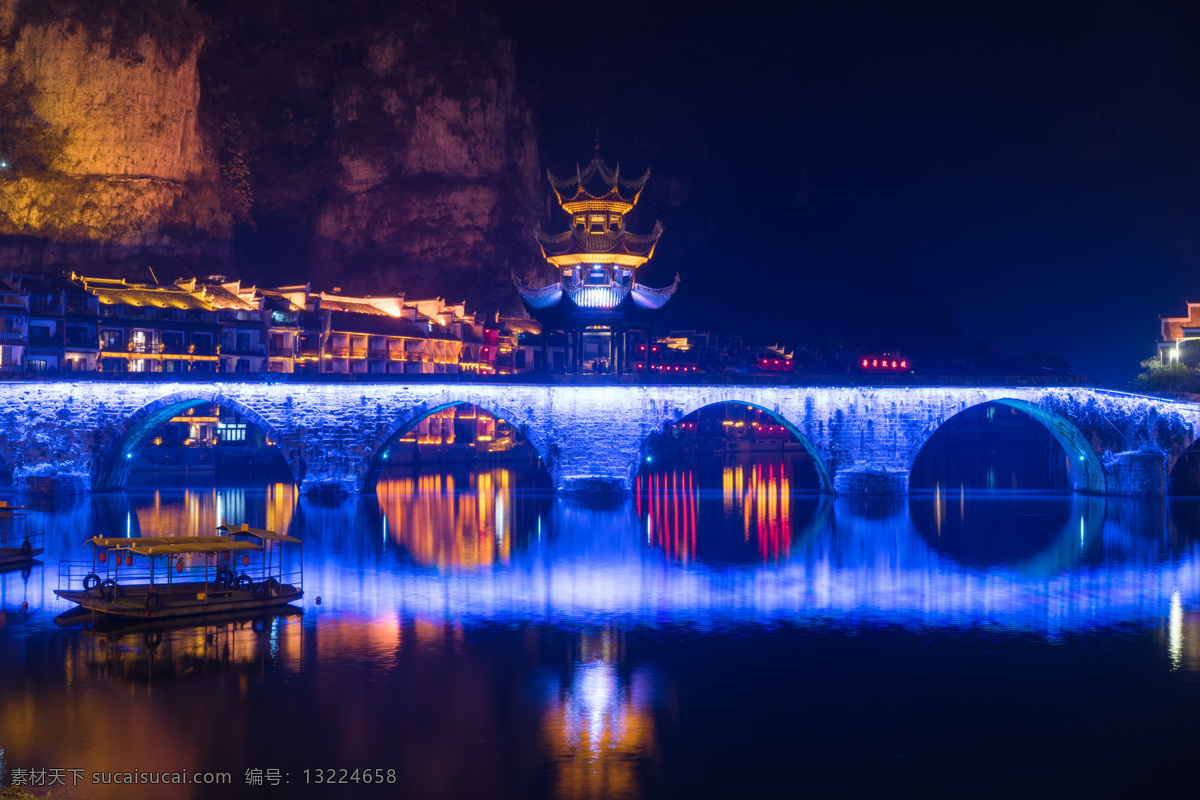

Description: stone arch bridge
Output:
[3,381,1198,497]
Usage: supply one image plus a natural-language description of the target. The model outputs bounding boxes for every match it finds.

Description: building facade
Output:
[0,272,512,376]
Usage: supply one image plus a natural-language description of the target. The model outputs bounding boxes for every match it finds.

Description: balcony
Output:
[269,344,293,358]
[222,343,266,356]
[0,331,25,342]
[28,301,61,315]
[330,346,367,359]
[367,348,388,360]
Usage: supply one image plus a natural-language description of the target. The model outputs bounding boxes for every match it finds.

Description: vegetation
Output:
[1133,357,1195,394]
[0,70,66,176]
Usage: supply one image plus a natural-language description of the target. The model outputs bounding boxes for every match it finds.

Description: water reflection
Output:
[5,476,1200,635]
[637,460,826,564]
[543,630,656,800]
[6,466,1200,798]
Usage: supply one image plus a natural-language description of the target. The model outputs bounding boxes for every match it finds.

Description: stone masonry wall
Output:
[0,382,1195,497]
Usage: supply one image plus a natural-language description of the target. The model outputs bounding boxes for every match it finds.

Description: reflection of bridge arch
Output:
[908,398,1106,493]
[93,391,298,491]
[360,400,553,494]
[906,492,1108,573]
[634,400,834,494]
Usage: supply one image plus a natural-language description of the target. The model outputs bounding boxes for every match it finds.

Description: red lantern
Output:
[176,560,184,572]
[125,554,133,567]
[243,556,250,567]
[98,551,107,563]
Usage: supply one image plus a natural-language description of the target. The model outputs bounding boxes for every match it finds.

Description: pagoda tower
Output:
[515,154,678,374]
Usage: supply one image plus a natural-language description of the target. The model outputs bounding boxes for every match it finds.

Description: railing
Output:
[329,346,368,358]
[367,348,388,360]
[0,332,25,342]
[58,557,303,596]
[269,345,293,358]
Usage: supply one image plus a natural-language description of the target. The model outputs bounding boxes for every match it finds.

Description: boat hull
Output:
[0,547,43,568]
[55,581,302,621]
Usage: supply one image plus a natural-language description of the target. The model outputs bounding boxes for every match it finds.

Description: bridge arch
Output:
[908,397,1105,493]
[93,391,298,492]
[360,399,554,494]
[632,399,834,494]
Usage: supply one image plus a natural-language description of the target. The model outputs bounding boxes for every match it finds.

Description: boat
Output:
[54,523,302,621]
[0,501,43,568]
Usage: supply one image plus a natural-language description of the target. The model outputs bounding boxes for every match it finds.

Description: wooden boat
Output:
[55,523,302,621]
[0,501,43,568]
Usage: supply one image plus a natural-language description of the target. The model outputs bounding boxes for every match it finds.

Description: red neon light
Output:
[901,360,907,368]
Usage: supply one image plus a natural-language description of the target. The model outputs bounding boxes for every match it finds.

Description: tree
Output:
[1133,357,1194,394]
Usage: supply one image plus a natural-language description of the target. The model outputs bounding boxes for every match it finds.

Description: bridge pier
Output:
[833,467,910,497]
[1103,451,1166,498]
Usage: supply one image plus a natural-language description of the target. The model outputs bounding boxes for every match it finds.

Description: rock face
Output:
[0,0,541,303]
[0,0,229,267]
[311,4,541,306]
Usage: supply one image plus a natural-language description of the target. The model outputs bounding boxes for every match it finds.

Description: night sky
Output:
[499,0,1200,384]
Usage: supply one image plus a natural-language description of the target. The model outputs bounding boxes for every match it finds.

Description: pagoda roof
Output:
[547,156,651,213]
[534,221,663,268]
[514,273,679,322]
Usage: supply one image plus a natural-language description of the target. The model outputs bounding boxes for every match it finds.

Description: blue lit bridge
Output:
[3,381,1199,497]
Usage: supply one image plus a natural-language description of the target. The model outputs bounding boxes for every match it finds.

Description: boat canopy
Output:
[127,541,263,556]
[88,536,228,549]
[218,523,302,543]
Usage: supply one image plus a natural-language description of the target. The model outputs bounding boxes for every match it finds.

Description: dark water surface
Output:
[3,460,1200,799]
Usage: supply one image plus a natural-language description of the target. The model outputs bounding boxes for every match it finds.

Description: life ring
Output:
[145,591,163,613]
[20,540,31,556]
[82,573,101,592]
[99,579,118,602]
[235,574,253,591]
[251,582,269,601]
[144,630,162,648]
[215,567,234,586]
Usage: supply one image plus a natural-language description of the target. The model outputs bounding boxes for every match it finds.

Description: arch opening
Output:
[1169,440,1200,496]
[634,402,830,562]
[363,402,553,495]
[910,400,1101,493]
[95,396,296,492]
[638,402,830,492]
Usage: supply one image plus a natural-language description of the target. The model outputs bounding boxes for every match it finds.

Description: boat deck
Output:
[55,581,302,620]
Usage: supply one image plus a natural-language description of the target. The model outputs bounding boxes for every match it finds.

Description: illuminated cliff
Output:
[0,0,230,263]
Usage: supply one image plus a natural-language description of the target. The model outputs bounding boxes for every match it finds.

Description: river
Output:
[2,458,1199,798]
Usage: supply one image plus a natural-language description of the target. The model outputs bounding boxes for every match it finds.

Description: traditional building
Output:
[1159,302,1200,368]
[515,154,678,373]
